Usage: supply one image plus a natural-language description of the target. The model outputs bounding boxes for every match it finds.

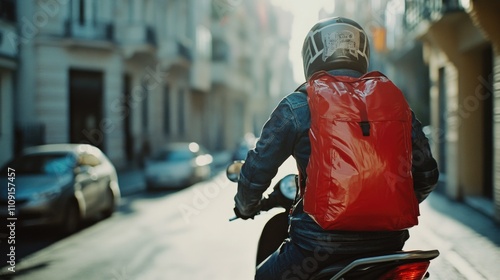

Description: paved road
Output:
[0,160,293,280]
[0,157,499,279]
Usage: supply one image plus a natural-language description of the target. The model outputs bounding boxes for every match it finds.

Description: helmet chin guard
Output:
[302,17,370,80]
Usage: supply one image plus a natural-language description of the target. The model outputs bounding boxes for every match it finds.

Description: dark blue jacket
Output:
[235,70,439,253]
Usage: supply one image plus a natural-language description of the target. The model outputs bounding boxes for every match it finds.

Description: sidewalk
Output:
[408,191,500,279]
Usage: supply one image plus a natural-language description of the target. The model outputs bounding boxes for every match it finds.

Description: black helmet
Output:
[302,17,370,80]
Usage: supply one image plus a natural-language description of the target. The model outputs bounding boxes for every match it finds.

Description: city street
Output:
[2,1,500,279]
[1,158,500,279]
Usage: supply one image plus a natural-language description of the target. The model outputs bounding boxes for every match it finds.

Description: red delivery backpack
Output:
[303,70,419,231]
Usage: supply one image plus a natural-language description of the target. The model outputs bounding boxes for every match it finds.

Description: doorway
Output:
[438,67,447,175]
[69,69,104,150]
[123,74,133,162]
[482,47,493,199]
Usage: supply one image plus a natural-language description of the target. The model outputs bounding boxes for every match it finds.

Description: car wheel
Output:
[102,188,115,218]
[61,200,81,235]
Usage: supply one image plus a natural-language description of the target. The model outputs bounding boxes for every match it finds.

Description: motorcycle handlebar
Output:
[228,196,276,222]
[226,160,296,221]
[260,194,277,212]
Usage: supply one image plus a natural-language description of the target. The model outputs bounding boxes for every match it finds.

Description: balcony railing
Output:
[64,21,114,41]
[114,24,156,46]
[0,21,17,58]
[404,0,466,32]
[212,38,229,62]
[177,41,192,61]
[146,26,156,46]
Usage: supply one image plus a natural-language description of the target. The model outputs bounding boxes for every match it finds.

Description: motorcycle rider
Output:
[234,17,439,279]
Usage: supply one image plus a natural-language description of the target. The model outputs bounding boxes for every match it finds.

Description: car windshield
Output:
[7,153,76,175]
[153,149,193,161]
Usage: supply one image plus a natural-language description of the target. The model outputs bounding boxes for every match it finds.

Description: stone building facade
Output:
[1,0,293,169]
[385,0,500,223]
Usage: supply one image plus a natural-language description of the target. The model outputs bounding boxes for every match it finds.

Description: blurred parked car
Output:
[0,144,121,234]
[145,142,213,190]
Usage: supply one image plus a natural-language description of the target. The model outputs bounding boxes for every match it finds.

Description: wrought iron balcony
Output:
[404,0,466,32]
[177,40,192,61]
[212,38,229,62]
[0,20,17,59]
[114,24,156,46]
[158,39,192,67]
[64,21,114,41]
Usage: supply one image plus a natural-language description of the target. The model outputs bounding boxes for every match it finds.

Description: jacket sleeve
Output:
[234,96,300,216]
[411,111,439,203]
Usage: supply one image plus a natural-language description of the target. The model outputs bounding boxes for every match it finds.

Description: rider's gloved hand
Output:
[234,178,263,220]
[233,206,258,220]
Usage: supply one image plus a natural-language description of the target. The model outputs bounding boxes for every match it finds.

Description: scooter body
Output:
[227,162,439,280]
[255,211,439,279]
[256,211,289,265]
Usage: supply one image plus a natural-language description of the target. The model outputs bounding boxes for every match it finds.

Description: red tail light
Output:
[378,261,430,280]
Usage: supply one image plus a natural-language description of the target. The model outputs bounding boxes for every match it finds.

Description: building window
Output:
[438,67,447,174]
[72,0,98,26]
[212,38,229,61]
[0,0,16,22]
[128,0,134,23]
[142,84,148,132]
[164,85,171,135]
[78,0,85,25]
[178,88,185,136]
[0,75,2,136]
[178,0,189,40]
